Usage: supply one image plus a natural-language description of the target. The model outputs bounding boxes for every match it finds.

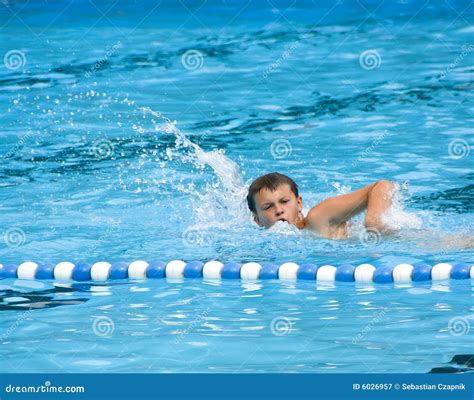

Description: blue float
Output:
[147,261,166,279]
[184,261,204,278]
[259,263,279,279]
[221,262,241,279]
[336,264,356,282]
[109,262,129,279]
[451,263,471,280]
[373,266,395,283]
[297,264,318,280]
[412,263,432,281]
[72,263,92,281]
[35,262,55,280]
[0,264,18,279]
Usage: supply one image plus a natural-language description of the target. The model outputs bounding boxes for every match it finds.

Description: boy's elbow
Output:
[364,216,384,231]
[364,216,398,235]
[375,180,395,194]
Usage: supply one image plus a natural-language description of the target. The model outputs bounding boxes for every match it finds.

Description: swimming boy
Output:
[246,172,396,239]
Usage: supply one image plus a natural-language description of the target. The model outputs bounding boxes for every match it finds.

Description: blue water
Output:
[0,0,473,373]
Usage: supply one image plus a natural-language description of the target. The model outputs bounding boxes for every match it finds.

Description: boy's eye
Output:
[281,199,289,203]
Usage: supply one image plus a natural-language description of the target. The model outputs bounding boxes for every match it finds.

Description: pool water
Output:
[1,278,473,373]
[0,0,473,373]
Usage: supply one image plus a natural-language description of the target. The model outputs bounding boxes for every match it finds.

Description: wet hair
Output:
[247,172,299,213]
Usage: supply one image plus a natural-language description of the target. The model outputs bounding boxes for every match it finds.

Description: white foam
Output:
[381,183,422,230]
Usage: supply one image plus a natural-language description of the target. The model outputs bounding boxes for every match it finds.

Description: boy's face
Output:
[252,184,303,228]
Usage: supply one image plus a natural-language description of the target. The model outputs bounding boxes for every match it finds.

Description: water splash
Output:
[138,106,250,228]
[382,183,422,230]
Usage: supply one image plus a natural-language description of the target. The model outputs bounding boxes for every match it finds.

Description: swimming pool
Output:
[0,0,473,374]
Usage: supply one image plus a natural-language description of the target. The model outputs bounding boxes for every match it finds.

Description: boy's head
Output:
[247,172,303,228]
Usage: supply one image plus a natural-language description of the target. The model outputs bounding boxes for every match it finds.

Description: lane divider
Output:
[0,261,472,283]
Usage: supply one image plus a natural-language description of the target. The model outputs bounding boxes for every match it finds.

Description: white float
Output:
[203,261,224,279]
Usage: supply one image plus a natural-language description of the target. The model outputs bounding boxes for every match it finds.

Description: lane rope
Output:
[0,261,472,283]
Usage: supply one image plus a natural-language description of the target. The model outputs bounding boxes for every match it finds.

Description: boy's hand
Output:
[306,180,396,238]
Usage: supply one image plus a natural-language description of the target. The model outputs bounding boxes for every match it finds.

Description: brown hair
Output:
[247,172,299,213]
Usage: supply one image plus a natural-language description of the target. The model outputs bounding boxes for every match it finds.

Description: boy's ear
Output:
[297,195,303,211]
[253,213,263,227]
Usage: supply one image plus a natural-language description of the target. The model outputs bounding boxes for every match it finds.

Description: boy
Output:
[246,172,396,240]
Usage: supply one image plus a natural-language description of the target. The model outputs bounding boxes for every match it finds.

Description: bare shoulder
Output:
[305,203,326,231]
[305,199,334,228]
[305,204,348,239]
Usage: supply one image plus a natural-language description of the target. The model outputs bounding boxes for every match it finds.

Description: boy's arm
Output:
[306,180,396,236]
